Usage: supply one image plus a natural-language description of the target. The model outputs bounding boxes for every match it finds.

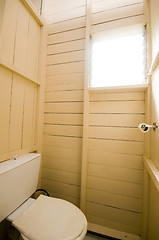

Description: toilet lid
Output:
[12,195,86,240]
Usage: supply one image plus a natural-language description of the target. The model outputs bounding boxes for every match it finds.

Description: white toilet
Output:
[0,153,87,240]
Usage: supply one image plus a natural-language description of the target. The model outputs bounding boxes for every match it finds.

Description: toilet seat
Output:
[12,195,87,240]
[21,221,87,240]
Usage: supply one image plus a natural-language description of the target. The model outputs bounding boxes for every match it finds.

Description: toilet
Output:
[0,153,87,240]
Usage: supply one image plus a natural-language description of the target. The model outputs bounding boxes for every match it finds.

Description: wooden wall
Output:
[42,0,145,238]
[42,0,86,206]
[146,0,159,239]
[87,91,144,235]
[91,0,144,34]
[0,0,44,163]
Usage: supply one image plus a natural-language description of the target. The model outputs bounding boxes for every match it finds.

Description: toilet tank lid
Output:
[0,153,41,175]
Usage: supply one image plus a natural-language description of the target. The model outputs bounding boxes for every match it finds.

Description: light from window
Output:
[31,0,43,15]
[90,24,146,88]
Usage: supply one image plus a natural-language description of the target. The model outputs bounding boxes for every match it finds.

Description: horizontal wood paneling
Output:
[47,0,85,14]
[46,73,84,90]
[92,0,142,12]
[86,202,141,227]
[45,90,84,102]
[91,15,144,34]
[42,168,81,186]
[48,191,80,207]
[88,151,143,170]
[87,90,144,234]
[43,0,145,237]
[48,28,85,45]
[90,101,144,114]
[90,92,144,101]
[92,3,143,25]
[88,163,143,184]
[47,50,85,65]
[45,102,83,113]
[44,113,83,125]
[43,145,82,162]
[87,176,143,199]
[46,0,86,24]
[87,214,140,235]
[42,156,81,174]
[46,61,85,76]
[48,17,86,35]
[87,189,142,212]
[89,138,144,155]
[43,135,82,149]
[44,124,83,137]
[42,7,85,209]
[47,6,86,24]
[47,39,85,55]
[41,179,80,198]
[90,113,144,127]
[89,126,143,141]
[91,0,144,33]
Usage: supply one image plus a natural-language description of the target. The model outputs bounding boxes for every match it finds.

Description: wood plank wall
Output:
[91,0,144,33]
[87,91,144,235]
[43,0,145,236]
[42,0,86,206]
[0,0,42,162]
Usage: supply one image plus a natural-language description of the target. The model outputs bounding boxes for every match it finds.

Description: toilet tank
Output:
[0,153,41,222]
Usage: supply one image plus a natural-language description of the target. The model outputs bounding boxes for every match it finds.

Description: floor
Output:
[84,232,111,240]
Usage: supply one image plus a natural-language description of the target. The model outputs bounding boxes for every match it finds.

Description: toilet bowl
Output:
[0,153,87,240]
[11,195,87,240]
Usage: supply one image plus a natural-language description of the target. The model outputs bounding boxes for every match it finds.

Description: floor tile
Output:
[84,232,108,240]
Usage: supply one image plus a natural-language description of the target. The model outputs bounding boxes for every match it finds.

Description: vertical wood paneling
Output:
[0,67,12,155]
[0,0,19,63]
[22,81,37,148]
[9,75,25,152]
[0,0,41,79]
[0,0,5,31]
[26,14,40,79]
[147,0,159,239]
[0,0,42,162]
[14,0,30,71]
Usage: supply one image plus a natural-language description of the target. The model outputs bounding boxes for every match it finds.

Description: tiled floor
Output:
[84,232,109,240]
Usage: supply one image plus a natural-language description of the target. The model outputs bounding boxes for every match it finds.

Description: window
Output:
[90,24,146,88]
[31,0,43,15]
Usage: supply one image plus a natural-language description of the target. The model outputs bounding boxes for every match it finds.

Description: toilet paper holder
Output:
[138,122,158,133]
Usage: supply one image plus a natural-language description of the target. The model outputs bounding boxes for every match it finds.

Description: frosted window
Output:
[90,25,146,88]
[31,0,43,15]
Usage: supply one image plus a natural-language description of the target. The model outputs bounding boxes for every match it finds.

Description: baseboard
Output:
[88,222,141,240]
